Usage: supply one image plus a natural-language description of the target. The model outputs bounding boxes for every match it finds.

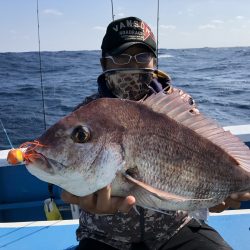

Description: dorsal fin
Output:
[143,89,250,173]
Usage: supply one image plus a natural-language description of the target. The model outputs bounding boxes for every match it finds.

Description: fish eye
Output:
[71,126,90,143]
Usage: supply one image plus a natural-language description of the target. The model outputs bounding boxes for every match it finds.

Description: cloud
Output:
[9,29,17,34]
[198,24,216,30]
[187,8,194,17]
[93,26,106,31]
[22,35,30,40]
[235,16,244,20]
[179,32,191,36]
[160,25,176,30]
[211,19,224,24]
[43,9,63,16]
[116,12,125,18]
[177,8,193,16]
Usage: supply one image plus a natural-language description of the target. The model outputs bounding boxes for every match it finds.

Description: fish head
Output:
[24,99,126,196]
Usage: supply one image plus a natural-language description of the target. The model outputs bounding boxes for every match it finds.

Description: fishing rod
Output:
[36,0,47,131]
[36,0,57,207]
[110,0,115,21]
[156,0,160,69]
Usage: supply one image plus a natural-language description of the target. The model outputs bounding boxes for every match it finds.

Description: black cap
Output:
[101,16,156,56]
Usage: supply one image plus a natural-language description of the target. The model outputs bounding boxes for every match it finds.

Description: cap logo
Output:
[111,19,155,42]
[112,20,140,32]
[141,21,155,42]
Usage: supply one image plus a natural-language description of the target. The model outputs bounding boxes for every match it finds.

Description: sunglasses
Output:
[103,52,155,65]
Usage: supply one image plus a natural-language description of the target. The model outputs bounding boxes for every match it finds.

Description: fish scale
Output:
[124,130,234,202]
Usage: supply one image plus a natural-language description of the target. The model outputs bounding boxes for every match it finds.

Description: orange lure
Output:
[7,140,45,165]
[7,148,24,165]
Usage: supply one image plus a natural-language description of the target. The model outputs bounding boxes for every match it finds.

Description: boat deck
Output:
[0,209,250,250]
[0,220,78,250]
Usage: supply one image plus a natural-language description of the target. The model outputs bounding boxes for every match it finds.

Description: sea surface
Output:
[0,47,249,150]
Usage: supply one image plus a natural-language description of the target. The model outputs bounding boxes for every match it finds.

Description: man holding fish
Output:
[58,17,250,250]
[7,16,248,249]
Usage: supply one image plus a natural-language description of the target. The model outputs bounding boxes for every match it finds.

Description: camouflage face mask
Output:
[104,69,154,100]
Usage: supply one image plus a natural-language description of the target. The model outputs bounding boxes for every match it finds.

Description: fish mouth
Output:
[24,148,58,174]
[24,148,46,164]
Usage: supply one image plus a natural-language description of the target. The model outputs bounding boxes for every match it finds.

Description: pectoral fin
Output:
[123,173,213,202]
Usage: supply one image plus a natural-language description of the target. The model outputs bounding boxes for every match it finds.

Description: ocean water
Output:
[0,47,249,150]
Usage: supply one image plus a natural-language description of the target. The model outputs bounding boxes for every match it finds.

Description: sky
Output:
[0,0,250,52]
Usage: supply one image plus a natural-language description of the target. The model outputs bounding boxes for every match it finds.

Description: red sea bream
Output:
[23,89,250,211]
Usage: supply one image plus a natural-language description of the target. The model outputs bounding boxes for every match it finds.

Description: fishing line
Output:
[36,0,47,131]
[156,0,160,69]
[36,0,55,203]
[110,0,115,21]
[0,119,14,149]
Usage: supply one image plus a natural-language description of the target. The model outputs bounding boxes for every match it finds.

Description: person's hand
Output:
[209,192,250,213]
[61,185,136,214]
